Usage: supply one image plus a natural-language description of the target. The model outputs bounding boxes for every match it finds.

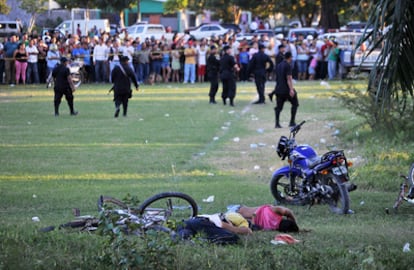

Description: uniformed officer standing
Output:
[52,57,78,116]
[111,56,139,117]
[219,46,239,106]
[274,52,299,128]
[206,45,220,104]
[248,44,274,104]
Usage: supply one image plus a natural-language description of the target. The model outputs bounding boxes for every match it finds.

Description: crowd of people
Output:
[0,25,344,86]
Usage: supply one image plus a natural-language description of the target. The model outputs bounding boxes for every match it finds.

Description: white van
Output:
[0,21,23,37]
[55,19,110,36]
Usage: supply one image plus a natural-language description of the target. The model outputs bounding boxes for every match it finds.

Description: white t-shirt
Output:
[197,46,207,65]
[26,45,39,63]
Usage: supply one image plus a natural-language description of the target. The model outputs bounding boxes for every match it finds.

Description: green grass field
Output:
[1,81,414,269]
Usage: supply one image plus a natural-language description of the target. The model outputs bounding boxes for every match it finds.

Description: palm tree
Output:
[359,0,414,127]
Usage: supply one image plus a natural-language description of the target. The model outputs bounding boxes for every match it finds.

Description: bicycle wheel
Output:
[138,192,198,224]
[97,195,129,212]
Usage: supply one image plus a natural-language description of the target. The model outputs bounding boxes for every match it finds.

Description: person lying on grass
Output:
[177,212,252,245]
[227,204,299,232]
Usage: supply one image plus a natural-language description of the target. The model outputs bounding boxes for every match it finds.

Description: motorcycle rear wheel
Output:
[270,173,308,205]
[322,173,350,214]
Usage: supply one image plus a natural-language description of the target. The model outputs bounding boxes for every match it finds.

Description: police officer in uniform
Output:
[206,45,220,104]
[274,52,299,128]
[248,44,274,104]
[111,56,139,117]
[52,57,78,116]
[219,45,239,106]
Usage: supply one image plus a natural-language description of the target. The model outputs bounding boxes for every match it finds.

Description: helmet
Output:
[277,136,289,159]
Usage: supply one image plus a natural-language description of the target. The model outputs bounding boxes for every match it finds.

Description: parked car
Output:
[320,32,380,71]
[120,23,174,41]
[187,24,229,40]
[274,25,292,38]
[220,23,241,34]
[287,27,319,41]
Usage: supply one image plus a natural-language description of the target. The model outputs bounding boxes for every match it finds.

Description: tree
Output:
[358,0,414,130]
[19,0,48,33]
[0,0,10,14]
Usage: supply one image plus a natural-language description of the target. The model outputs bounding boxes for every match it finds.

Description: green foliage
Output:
[97,196,176,269]
[359,0,414,128]
[0,0,10,14]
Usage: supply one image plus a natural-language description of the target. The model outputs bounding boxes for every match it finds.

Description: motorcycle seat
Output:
[307,156,321,169]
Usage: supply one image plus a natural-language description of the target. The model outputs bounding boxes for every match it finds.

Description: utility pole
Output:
[136,0,141,22]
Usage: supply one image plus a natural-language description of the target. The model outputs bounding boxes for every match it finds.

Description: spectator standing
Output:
[220,45,239,106]
[296,42,309,80]
[0,39,4,84]
[110,56,139,117]
[25,39,40,84]
[183,41,196,84]
[37,39,48,83]
[4,35,19,85]
[196,42,207,83]
[149,43,162,83]
[132,40,142,82]
[108,39,121,83]
[328,41,340,80]
[138,42,150,83]
[93,37,108,83]
[206,45,220,104]
[274,52,298,128]
[248,44,274,104]
[248,42,259,60]
[161,44,171,83]
[46,43,60,86]
[238,46,249,82]
[14,43,28,85]
[171,44,181,82]
[76,24,82,37]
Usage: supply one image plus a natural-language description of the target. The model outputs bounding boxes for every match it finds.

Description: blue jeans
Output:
[328,60,337,80]
[184,63,195,83]
[139,63,149,82]
[152,60,162,76]
[95,60,107,83]
[26,62,40,84]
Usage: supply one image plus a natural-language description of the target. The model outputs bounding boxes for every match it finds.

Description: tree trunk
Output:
[320,0,340,31]
[119,10,125,29]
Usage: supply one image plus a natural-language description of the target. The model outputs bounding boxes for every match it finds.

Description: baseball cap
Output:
[60,57,68,63]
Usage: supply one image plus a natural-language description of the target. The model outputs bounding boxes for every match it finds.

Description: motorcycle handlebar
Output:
[290,120,306,133]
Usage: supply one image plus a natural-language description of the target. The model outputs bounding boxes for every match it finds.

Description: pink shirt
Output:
[253,205,283,230]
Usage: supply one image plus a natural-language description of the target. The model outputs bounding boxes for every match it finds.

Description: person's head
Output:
[278,44,285,53]
[210,45,217,54]
[120,55,129,63]
[223,45,231,54]
[278,219,299,232]
[258,44,265,51]
[284,51,292,62]
[60,57,69,65]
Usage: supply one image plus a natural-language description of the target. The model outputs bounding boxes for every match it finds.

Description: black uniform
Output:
[52,62,77,116]
[206,52,220,104]
[219,52,237,106]
[111,61,139,117]
[274,59,299,128]
[248,49,274,104]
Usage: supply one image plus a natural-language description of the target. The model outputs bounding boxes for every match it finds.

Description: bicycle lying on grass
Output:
[44,192,198,234]
[392,164,414,212]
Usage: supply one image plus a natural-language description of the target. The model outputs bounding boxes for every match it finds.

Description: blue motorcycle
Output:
[270,121,357,214]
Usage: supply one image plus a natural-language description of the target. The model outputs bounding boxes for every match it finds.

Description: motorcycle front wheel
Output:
[321,173,350,214]
[270,173,308,205]
[71,72,82,88]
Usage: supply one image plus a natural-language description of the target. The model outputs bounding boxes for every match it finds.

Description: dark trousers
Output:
[178,217,239,245]
[239,63,249,81]
[54,89,75,114]
[38,60,47,83]
[254,73,266,102]
[275,92,299,126]
[221,76,236,104]
[114,94,129,116]
[0,59,4,84]
[208,73,219,101]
